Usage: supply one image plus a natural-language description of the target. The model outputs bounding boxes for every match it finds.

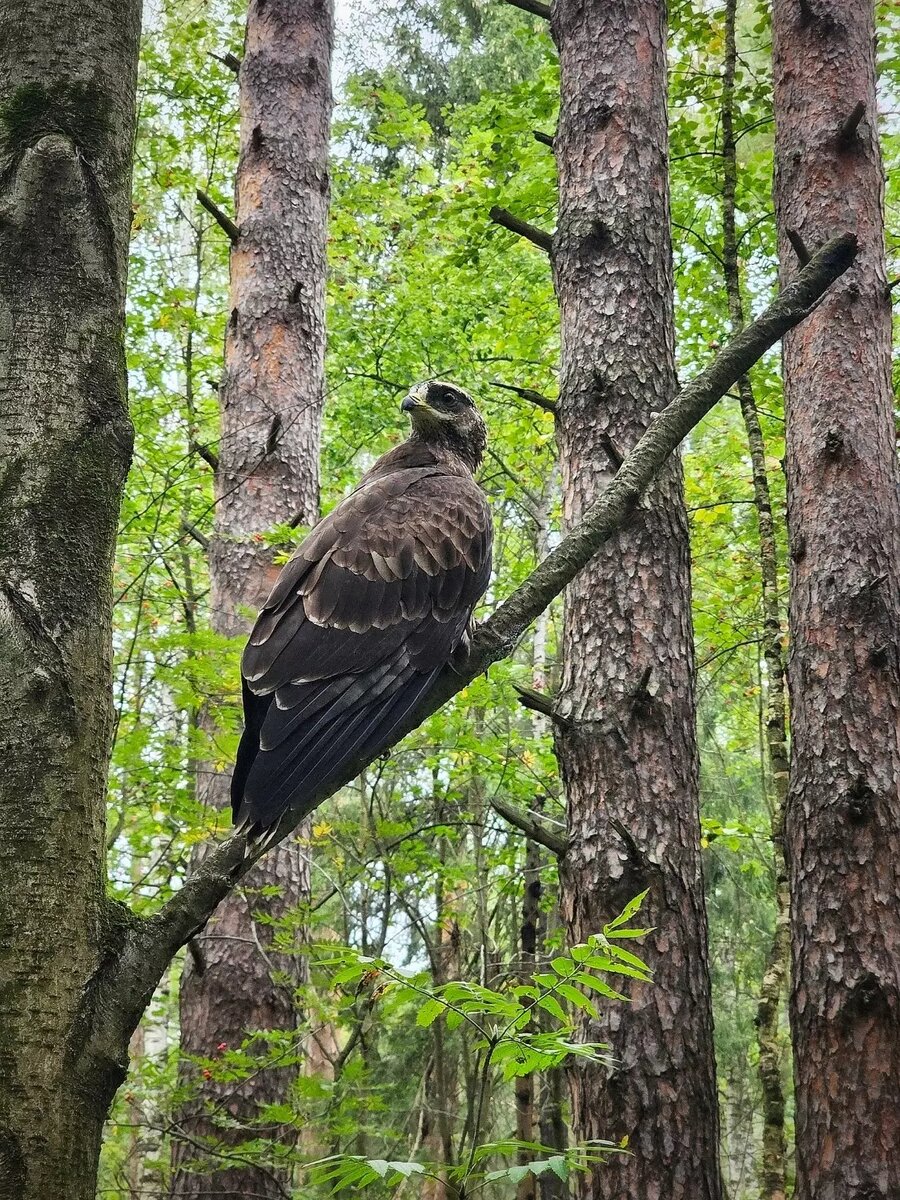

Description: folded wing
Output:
[232,467,492,833]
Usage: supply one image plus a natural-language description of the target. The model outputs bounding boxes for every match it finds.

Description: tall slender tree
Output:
[772,3,900,1198]
[549,2,722,1196]
[172,1,334,1194]
[720,5,789,1195]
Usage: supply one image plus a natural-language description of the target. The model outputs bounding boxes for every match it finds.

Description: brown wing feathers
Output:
[232,464,491,834]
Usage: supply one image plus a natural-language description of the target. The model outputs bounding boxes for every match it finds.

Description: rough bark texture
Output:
[515,836,542,1200]
[549,2,722,1197]
[720,8,789,1197]
[772,4,900,1198]
[0,2,141,1197]
[172,2,333,1195]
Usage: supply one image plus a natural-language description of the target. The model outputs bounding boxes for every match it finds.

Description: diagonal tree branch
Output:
[196,188,240,243]
[491,378,558,414]
[504,0,552,19]
[489,206,554,254]
[489,795,567,857]
[90,232,856,1074]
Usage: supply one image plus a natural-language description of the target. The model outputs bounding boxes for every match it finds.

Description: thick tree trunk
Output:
[772,4,900,1198]
[0,2,141,1197]
[719,8,789,1198]
[172,2,333,1195]
[549,3,722,1198]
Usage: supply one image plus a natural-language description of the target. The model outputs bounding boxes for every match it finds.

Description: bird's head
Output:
[401,380,487,472]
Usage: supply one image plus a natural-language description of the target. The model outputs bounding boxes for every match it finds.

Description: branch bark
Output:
[504,0,552,19]
[489,206,553,255]
[94,232,856,1066]
[491,379,558,414]
[180,519,210,550]
[189,438,219,470]
[209,50,241,75]
[489,796,567,857]
[836,99,866,148]
[196,188,240,244]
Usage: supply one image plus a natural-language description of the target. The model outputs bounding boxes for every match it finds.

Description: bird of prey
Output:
[232,380,492,838]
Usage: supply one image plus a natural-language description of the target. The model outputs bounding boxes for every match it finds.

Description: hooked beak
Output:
[401,384,428,413]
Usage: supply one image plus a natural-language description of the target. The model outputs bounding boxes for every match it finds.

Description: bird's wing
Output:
[233,468,492,831]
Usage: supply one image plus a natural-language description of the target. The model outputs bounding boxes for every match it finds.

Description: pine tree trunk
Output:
[719,8,789,1197]
[772,3,900,1198]
[549,2,722,1197]
[0,2,141,1197]
[171,2,333,1195]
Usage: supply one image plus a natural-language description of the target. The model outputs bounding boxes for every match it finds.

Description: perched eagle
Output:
[232,381,492,837]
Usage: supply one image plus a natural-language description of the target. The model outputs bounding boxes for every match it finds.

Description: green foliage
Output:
[98,0,870,1195]
[308,899,649,1195]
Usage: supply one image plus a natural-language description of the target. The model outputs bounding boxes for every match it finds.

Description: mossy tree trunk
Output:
[549,1,722,1197]
[772,3,900,1197]
[172,2,333,1195]
[0,1,141,1197]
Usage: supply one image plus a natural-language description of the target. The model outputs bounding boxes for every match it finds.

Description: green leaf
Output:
[536,994,567,1023]
[572,975,628,1002]
[416,998,445,1027]
[386,1161,425,1178]
[547,1155,569,1181]
[605,890,649,931]
[555,982,596,1013]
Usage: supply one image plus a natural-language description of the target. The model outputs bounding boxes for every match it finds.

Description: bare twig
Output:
[489,206,553,255]
[598,431,624,471]
[181,519,210,550]
[786,228,811,266]
[491,378,557,414]
[196,188,240,244]
[673,220,725,266]
[209,50,241,74]
[837,100,866,148]
[489,796,567,858]
[189,439,219,471]
[504,0,551,19]
[533,130,555,149]
[265,413,282,456]
[512,682,567,724]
